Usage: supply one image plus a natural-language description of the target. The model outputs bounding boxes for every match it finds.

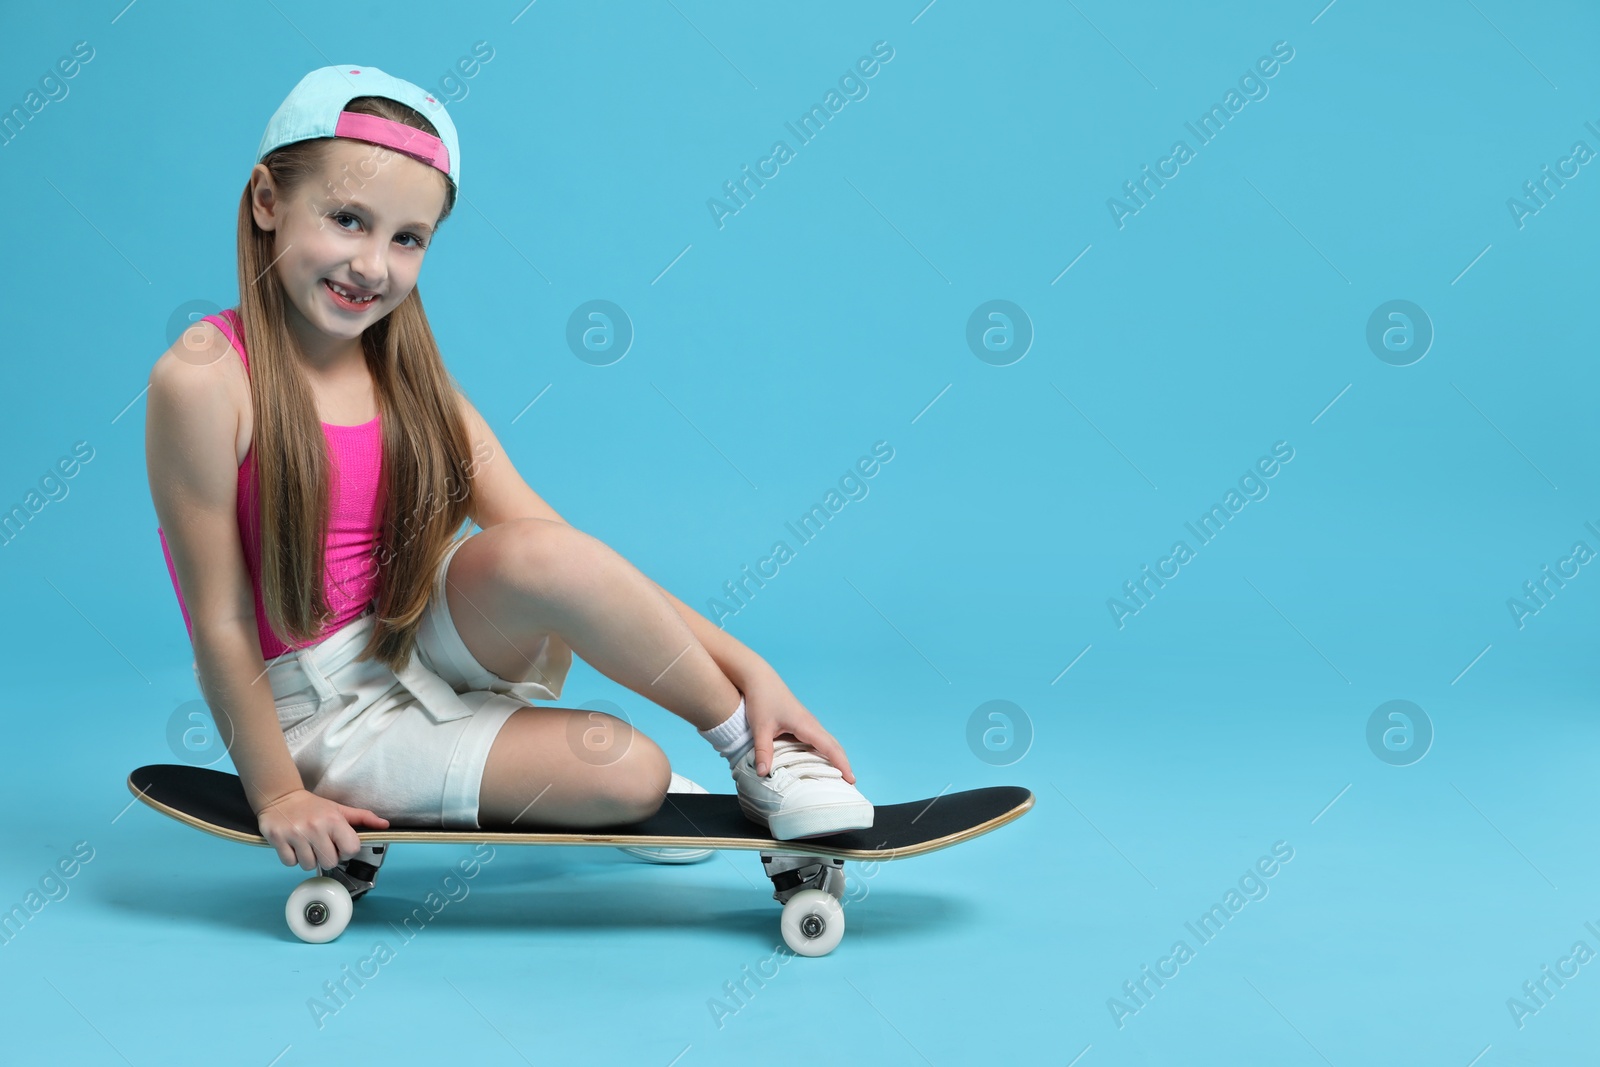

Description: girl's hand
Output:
[255,788,390,871]
[738,667,857,784]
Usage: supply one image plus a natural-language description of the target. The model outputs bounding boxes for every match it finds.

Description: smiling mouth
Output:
[324,279,379,307]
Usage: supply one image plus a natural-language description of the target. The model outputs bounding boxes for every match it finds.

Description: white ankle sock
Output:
[699,696,754,764]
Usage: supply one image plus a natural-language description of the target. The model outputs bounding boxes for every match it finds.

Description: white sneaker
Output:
[732,737,873,839]
[616,772,714,864]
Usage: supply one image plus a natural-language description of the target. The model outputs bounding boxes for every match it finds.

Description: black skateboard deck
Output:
[127,764,1034,953]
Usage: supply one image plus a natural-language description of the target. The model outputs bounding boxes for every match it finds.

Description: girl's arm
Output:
[146,339,304,810]
[649,582,771,687]
[147,330,387,866]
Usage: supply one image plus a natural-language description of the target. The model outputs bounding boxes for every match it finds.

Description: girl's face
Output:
[251,139,449,349]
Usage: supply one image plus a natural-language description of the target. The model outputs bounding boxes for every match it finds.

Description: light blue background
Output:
[2,1,1597,1063]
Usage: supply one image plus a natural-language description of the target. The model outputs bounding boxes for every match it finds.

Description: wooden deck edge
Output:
[128,773,1035,861]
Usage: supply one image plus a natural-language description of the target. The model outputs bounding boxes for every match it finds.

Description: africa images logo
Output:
[1106,442,1295,629]
[1106,41,1296,230]
[706,41,896,229]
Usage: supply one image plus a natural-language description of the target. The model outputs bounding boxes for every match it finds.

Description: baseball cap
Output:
[256,64,461,192]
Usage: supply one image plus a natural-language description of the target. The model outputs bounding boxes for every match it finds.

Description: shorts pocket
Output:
[276,697,324,734]
[275,677,328,735]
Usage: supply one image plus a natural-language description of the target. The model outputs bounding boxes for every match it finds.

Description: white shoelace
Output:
[765,738,843,779]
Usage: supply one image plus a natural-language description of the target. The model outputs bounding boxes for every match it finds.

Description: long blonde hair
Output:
[234,94,477,673]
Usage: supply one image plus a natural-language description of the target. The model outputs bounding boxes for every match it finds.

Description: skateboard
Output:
[127,763,1034,955]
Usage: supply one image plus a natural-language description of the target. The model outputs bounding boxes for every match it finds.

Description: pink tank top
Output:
[158,308,386,658]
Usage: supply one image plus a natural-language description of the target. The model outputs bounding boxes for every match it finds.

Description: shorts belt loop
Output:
[278,610,377,704]
[296,646,339,709]
[294,618,364,707]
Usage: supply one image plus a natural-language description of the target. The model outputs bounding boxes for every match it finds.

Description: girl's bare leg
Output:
[440,519,744,825]
[477,705,672,828]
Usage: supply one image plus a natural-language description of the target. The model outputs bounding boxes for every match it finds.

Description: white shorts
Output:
[255,531,573,829]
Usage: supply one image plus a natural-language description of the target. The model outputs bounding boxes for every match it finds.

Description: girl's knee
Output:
[500,518,604,603]
[600,732,670,823]
[480,711,669,827]
[508,517,591,570]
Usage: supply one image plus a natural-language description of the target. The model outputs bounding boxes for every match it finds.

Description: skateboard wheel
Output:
[286,876,352,944]
[780,889,844,957]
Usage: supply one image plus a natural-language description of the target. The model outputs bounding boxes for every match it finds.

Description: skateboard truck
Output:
[760,853,847,955]
[759,852,845,904]
[319,843,389,903]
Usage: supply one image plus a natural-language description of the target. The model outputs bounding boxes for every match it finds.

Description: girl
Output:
[146,64,872,876]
